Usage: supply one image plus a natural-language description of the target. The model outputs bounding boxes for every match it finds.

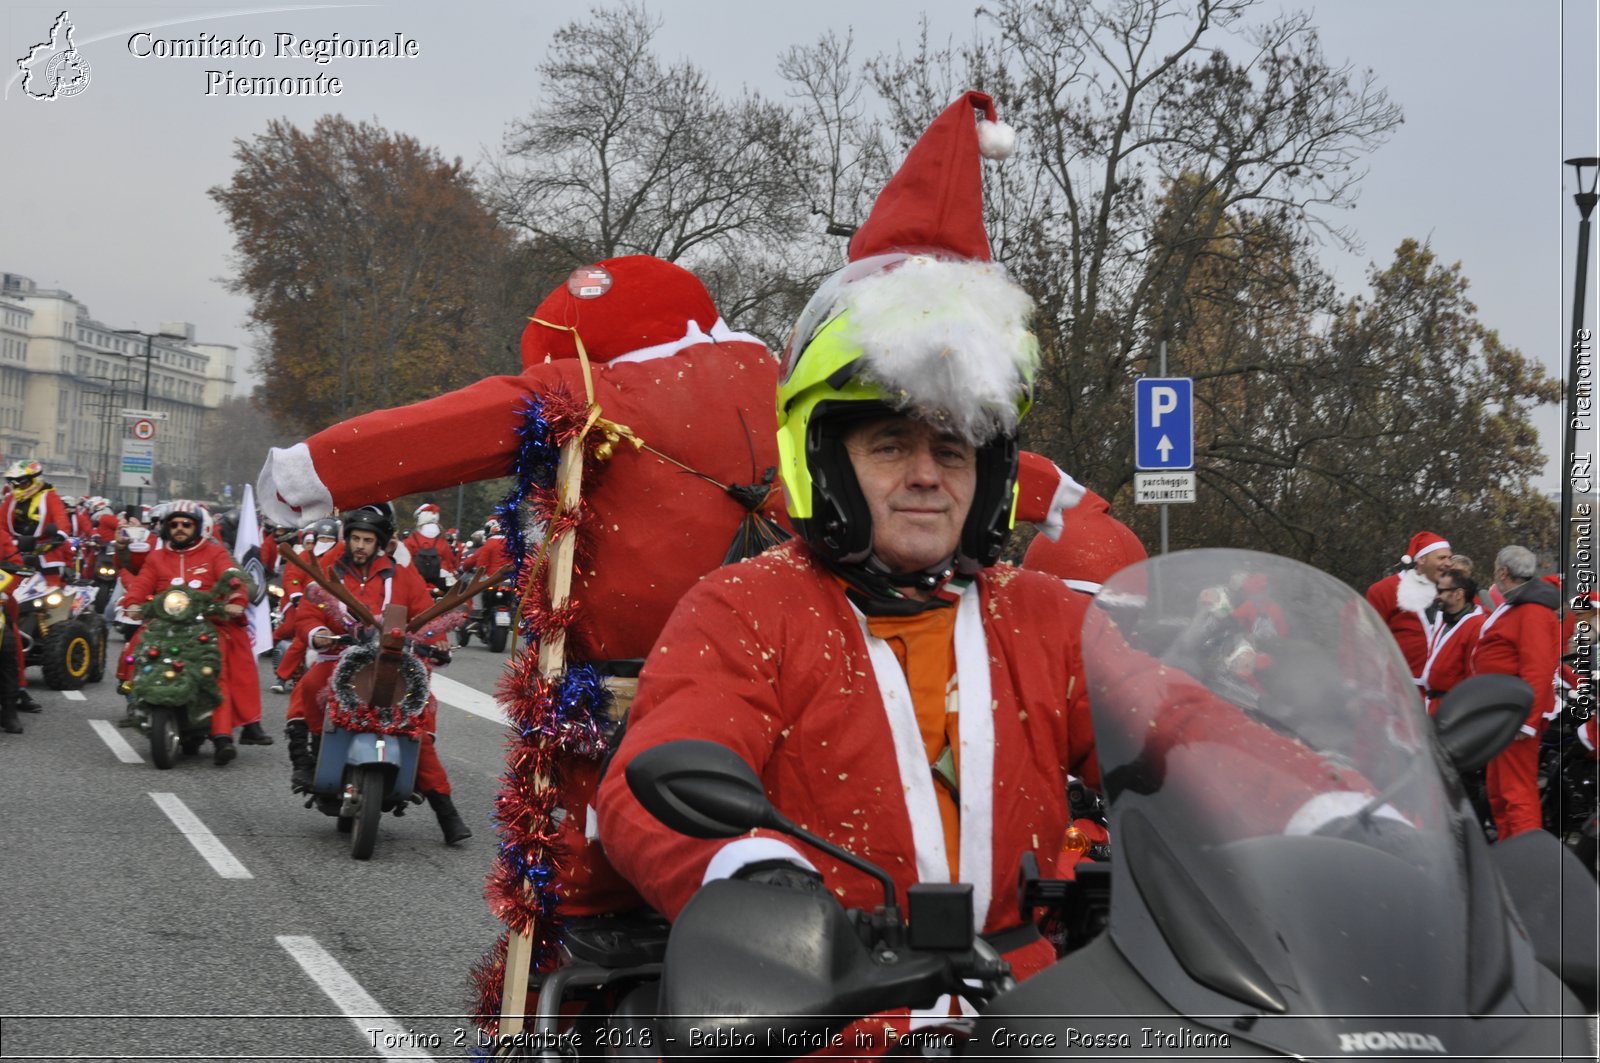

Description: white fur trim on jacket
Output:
[1032,467,1086,542]
[257,442,334,527]
[858,582,993,1023]
[1419,605,1483,690]
[701,837,818,884]
[606,318,769,367]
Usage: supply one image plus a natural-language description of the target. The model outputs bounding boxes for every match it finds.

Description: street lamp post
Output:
[81,372,131,496]
[1563,157,1598,597]
[111,328,182,505]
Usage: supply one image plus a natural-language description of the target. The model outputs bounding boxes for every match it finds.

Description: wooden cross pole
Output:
[496,433,587,1041]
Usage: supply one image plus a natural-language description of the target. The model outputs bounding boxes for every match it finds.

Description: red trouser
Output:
[291,657,451,795]
[120,619,261,735]
[1486,733,1544,840]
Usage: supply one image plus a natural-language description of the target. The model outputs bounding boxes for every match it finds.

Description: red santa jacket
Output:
[1365,570,1438,678]
[298,552,438,658]
[597,541,1362,983]
[123,539,248,608]
[1470,577,1562,735]
[598,541,1093,982]
[465,534,508,579]
[1,487,72,575]
[284,544,344,599]
[1419,607,1485,714]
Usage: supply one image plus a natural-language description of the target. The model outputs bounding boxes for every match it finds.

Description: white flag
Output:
[232,484,274,656]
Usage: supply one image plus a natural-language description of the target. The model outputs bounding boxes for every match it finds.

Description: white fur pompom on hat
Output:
[838,255,1038,446]
[977,119,1016,160]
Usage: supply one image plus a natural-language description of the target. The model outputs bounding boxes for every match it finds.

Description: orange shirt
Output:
[865,606,961,879]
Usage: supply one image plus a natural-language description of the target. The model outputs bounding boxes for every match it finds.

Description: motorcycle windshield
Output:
[1083,549,1513,1025]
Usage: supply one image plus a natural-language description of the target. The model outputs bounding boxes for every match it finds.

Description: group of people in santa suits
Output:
[1366,531,1590,840]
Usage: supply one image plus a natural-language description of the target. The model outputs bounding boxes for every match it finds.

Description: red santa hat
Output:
[785,90,1032,446]
[1023,489,1148,594]
[414,502,441,524]
[519,256,756,370]
[1404,531,1450,563]
[847,90,1015,262]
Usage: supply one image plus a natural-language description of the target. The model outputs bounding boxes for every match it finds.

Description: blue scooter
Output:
[309,603,450,860]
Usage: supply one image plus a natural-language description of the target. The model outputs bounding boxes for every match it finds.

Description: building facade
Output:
[0,271,238,500]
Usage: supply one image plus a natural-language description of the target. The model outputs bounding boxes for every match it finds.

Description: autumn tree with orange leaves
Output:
[210,116,544,436]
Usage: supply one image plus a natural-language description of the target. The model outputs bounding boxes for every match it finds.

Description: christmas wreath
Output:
[327,637,431,739]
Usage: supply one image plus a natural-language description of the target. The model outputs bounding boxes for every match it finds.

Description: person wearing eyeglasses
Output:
[1419,573,1486,716]
[122,501,273,765]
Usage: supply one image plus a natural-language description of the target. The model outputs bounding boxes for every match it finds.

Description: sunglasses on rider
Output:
[5,477,32,487]
[166,518,197,530]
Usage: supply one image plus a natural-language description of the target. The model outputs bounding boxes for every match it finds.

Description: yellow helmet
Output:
[776,253,1036,572]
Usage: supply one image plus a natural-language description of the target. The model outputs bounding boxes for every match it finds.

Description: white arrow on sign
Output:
[1157,435,1173,461]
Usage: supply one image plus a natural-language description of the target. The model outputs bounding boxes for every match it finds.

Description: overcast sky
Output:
[1,0,1594,492]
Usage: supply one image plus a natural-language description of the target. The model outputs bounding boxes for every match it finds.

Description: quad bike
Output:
[13,568,107,690]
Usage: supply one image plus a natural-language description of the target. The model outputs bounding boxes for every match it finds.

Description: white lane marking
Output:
[89,719,144,764]
[277,935,437,1061]
[431,673,508,725]
[148,792,254,879]
[61,689,87,701]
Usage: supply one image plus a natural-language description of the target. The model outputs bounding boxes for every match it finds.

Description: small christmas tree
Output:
[130,569,249,725]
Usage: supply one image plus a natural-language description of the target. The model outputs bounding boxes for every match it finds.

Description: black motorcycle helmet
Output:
[214,506,241,549]
[341,503,396,549]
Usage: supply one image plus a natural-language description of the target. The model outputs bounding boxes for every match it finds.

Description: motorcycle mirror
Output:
[1433,674,1533,773]
[626,740,781,839]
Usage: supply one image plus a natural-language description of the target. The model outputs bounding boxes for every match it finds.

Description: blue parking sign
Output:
[1135,378,1193,470]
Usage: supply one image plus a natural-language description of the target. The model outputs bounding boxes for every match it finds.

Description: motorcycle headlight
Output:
[44,593,63,607]
[98,566,116,578]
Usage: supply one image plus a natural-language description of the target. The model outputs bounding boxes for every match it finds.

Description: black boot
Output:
[285,720,316,792]
[212,734,237,766]
[239,721,275,746]
[16,689,41,714]
[426,791,472,845]
[1,702,21,734]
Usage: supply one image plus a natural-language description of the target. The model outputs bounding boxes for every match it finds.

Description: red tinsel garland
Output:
[469,386,616,1039]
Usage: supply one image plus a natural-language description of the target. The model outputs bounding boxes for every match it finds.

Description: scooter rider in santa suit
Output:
[290,504,471,846]
[122,502,275,763]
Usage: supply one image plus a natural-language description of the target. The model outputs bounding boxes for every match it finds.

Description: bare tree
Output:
[488,3,810,275]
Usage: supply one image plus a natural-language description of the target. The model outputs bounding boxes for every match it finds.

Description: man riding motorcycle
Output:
[400,502,454,595]
[285,504,471,846]
[595,92,1384,1042]
[121,501,273,764]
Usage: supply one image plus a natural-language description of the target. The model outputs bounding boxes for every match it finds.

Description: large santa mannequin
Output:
[258,256,789,663]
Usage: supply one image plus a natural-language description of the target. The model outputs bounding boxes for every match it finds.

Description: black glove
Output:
[16,535,35,554]
[733,859,827,893]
